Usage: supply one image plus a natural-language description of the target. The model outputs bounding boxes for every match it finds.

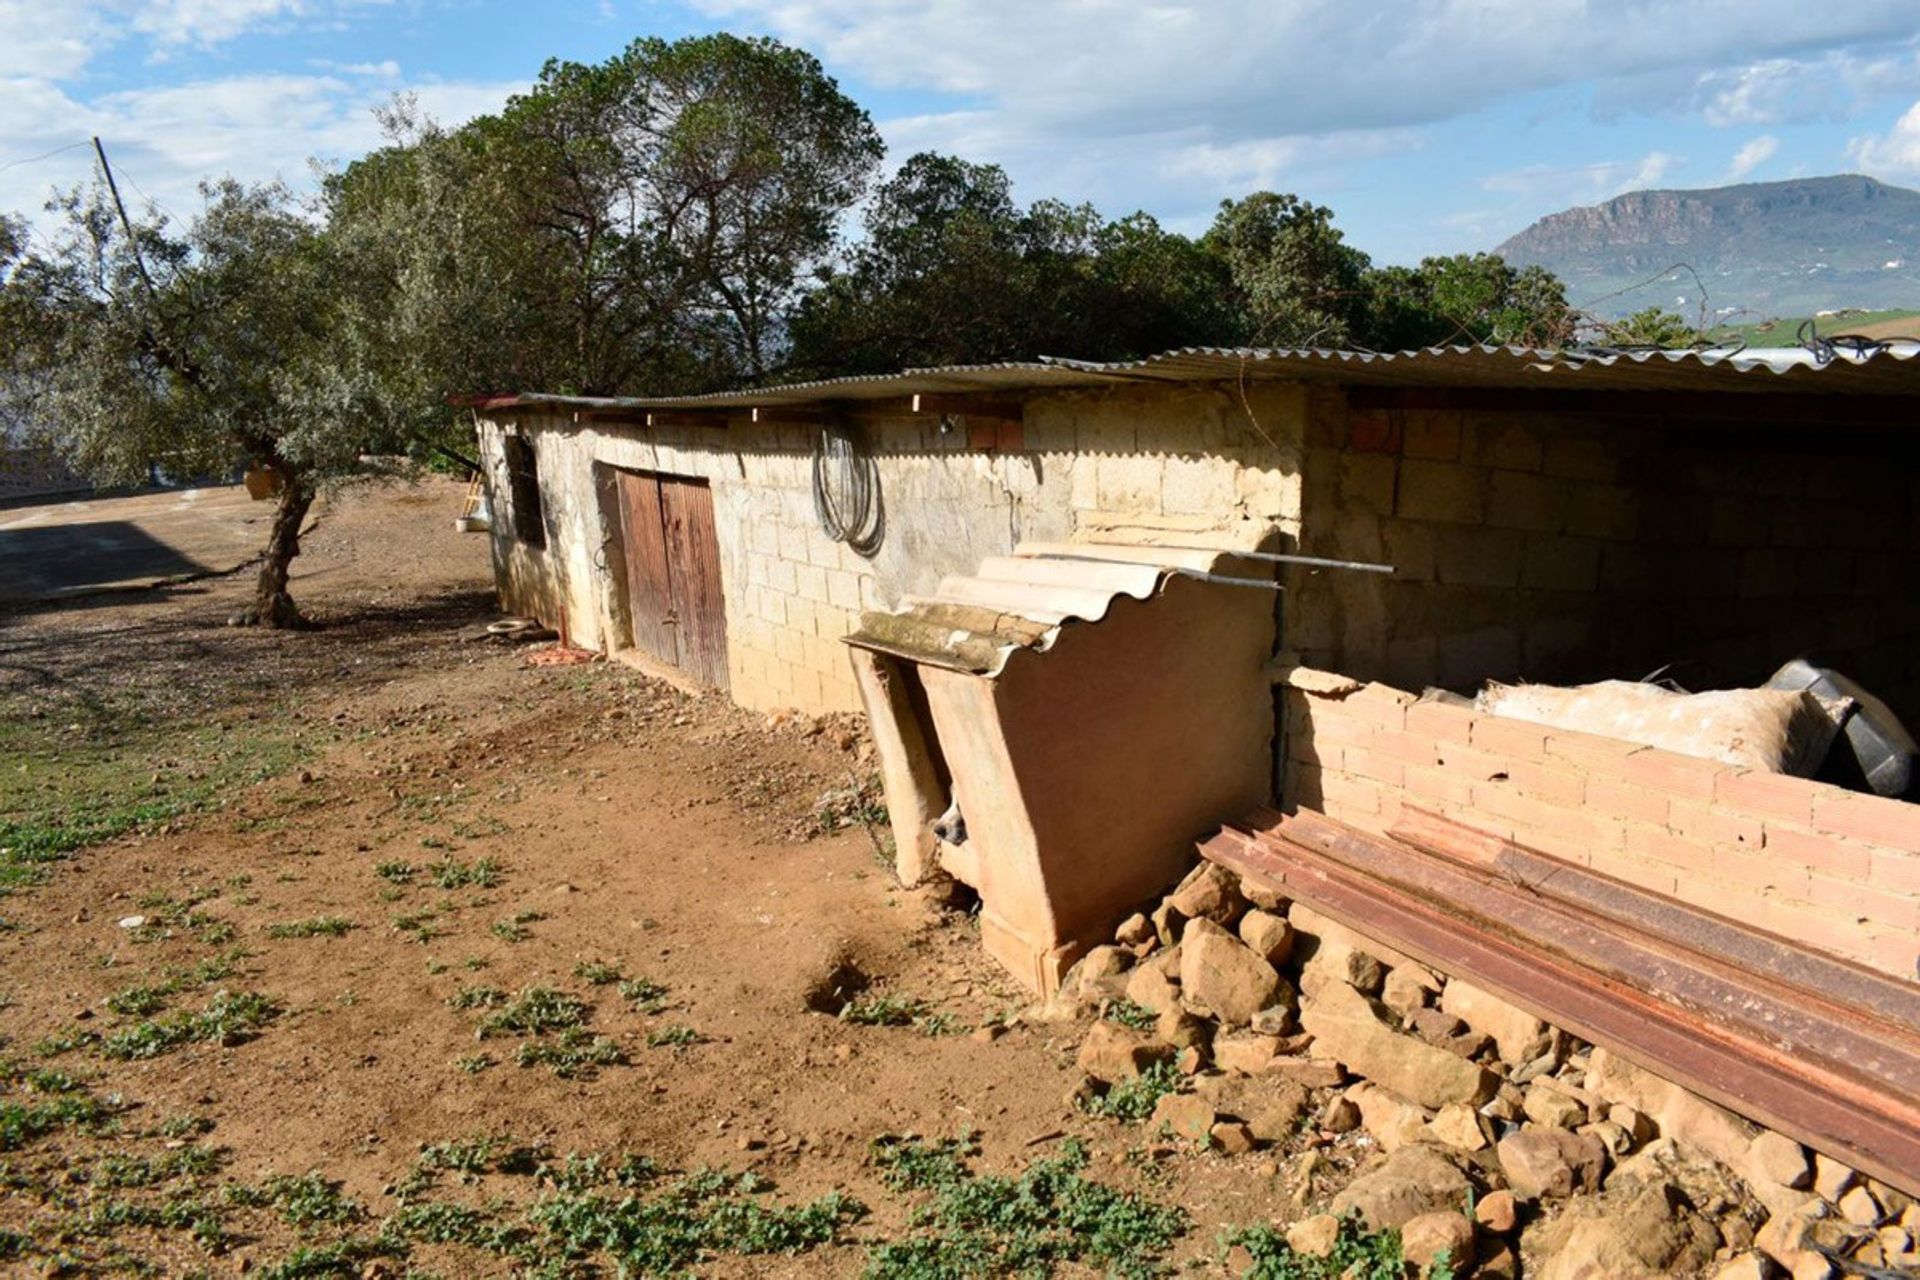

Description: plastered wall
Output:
[1286,393,1920,723]
[476,382,1306,714]
[1284,677,1920,980]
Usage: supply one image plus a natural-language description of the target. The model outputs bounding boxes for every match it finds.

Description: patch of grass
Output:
[391,907,443,943]
[256,1236,396,1280]
[516,1028,623,1078]
[226,1172,363,1226]
[455,1053,495,1074]
[374,861,415,884]
[475,988,585,1038]
[382,1200,493,1246]
[618,977,669,1012]
[0,1085,113,1151]
[573,960,622,985]
[100,990,279,1060]
[840,994,929,1027]
[916,1011,965,1038]
[1104,999,1158,1032]
[430,855,503,890]
[527,1168,865,1274]
[865,1136,1184,1279]
[97,1143,226,1188]
[107,984,171,1017]
[646,1025,701,1049]
[1078,1061,1182,1124]
[871,1136,973,1192]
[266,916,355,939]
[417,1136,504,1180]
[1226,1211,1408,1280]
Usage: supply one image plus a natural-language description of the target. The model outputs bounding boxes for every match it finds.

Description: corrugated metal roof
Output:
[474,340,1920,414]
[842,542,1249,676]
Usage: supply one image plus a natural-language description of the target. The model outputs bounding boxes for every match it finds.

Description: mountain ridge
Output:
[1493,174,1920,320]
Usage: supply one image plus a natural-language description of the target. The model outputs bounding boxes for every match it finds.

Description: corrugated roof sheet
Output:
[843,542,1248,676]
[473,340,1920,414]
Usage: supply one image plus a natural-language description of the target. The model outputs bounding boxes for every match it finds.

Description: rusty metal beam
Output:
[1386,806,1920,1037]
[1201,815,1920,1197]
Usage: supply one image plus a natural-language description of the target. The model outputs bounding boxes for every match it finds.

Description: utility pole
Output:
[91,135,157,302]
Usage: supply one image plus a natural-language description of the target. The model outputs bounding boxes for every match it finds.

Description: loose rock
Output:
[1179,918,1283,1025]
[1329,1144,1473,1230]
[1475,1188,1519,1234]
[1150,1093,1216,1142]
[1285,1213,1340,1257]
[1301,982,1498,1110]
[1441,978,1552,1066]
[1168,862,1247,926]
[1400,1210,1475,1270]
[1076,1022,1173,1083]
[1498,1127,1607,1200]
[1237,909,1295,965]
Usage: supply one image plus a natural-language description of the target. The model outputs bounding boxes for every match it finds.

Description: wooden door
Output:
[614,469,729,691]
[660,478,729,690]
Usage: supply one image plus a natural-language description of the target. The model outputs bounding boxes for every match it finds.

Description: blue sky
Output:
[5,1,1920,298]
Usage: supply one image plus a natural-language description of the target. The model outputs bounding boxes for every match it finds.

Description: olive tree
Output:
[0,179,403,627]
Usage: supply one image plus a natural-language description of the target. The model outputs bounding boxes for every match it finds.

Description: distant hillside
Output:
[1495,175,1920,321]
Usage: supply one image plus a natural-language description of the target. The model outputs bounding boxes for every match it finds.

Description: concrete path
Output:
[0,485,270,602]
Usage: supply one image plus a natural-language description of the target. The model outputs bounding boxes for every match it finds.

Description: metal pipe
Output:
[1168,567,1285,591]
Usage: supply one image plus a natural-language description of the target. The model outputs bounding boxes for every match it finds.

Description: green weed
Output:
[516,1029,624,1078]
[475,988,585,1038]
[839,994,928,1027]
[1078,1061,1181,1124]
[1226,1211,1408,1280]
[266,916,355,939]
[1105,999,1158,1032]
[100,990,279,1060]
[617,977,669,1012]
[573,960,622,985]
[865,1137,1184,1279]
[431,856,502,890]
[646,1025,700,1049]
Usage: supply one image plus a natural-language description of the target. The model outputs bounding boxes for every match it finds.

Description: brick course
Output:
[1283,675,1920,981]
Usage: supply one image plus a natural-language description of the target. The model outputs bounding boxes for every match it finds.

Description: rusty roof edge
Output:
[466,339,1920,413]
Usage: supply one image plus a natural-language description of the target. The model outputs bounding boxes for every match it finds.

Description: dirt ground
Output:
[0,481,1319,1277]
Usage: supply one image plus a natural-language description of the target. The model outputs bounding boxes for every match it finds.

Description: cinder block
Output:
[1762,899,1878,967]
[1541,435,1616,482]
[1096,453,1160,510]
[1162,454,1236,515]
[1340,452,1398,515]
[1464,419,1544,471]
[1543,728,1643,772]
[1342,747,1406,790]
[1520,536,1601,592]
[1592,844,1679,896]
[1711,770,1815,828]
[1397,460,1486,524]
[1564,484,1638,540]
[1624,823,1713,872]
[1711,844,1810,900]
[1400,763,1478,810]
[1319,769,1382,818]
[1487,471,1564,533]
[1381,521,1437,582]
[1402,412,1462,461]
[826,569,861,612]
[1503,759,1586,807]
[1435,526,1524,588]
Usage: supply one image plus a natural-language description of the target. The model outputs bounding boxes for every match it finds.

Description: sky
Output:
[5,0,1920,287]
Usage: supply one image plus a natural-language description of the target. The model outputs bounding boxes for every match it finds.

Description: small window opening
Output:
[503,434,546,549]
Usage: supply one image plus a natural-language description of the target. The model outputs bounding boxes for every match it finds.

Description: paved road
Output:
[0,486,270,602]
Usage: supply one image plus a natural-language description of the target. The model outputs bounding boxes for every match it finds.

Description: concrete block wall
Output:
[1286,394,1920,724]
[476,381,1306,715]
[1283,677,1920,980]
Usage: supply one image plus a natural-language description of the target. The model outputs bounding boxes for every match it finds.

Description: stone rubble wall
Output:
[1282,676,1920,980]
[473,382,1306,715]
[1061,861,1916,1279]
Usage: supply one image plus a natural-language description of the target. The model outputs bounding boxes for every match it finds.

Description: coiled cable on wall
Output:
[812,419,884,558]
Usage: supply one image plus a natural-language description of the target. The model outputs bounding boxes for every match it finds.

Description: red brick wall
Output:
[1283,676,1920,981]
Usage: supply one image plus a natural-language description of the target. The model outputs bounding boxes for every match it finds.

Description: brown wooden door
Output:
[614,470,729,691]
[660,477,729,690]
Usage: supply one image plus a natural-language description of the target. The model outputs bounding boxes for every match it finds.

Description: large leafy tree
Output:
[786,152,1232,374]
[1361,253,1576,350]
[1202,192,1373,348]
[329,34,882,401]
[0,179,390,627]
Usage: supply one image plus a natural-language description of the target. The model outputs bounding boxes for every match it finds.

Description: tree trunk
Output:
[250,476,315,629]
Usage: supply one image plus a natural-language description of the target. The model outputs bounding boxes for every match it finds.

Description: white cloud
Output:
[1483,150,1681,206]
[0,72,522,234]
[1849,100,1920,179]
[1725,134,1779,181]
